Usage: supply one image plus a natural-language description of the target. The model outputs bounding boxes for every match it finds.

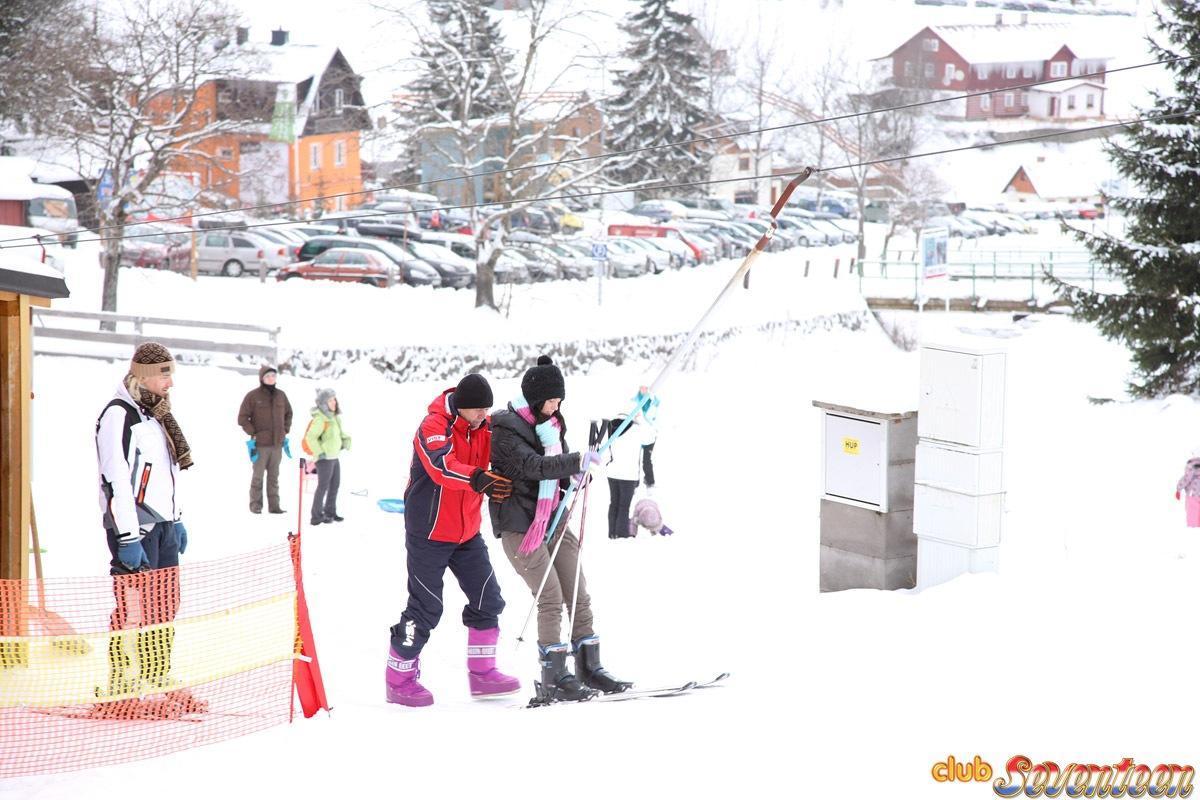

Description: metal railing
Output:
[854,251,1116,305]
[31,308,279,370]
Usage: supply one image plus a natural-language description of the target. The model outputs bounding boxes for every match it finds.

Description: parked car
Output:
[541,242,594,280]
[120,223,190,271]
[195,213,247,231]
[929,215,980,239]
[614,237,672,275]
[358,221,422,245]
[416,208,472,232]
[793,197,853,218]
[863,200,890,223]
[248,227,302,268]
[959,211,1005,236]
[276,248,401,287]
[402,240,476,288]
[416,230,478,261]
[293,234,441,285]
[827,218,862,243]
[194,230,268,276]
[771,216,812,248]
[492,248,532,284]
[287,223,342,239]
[564,239,644,278]
[740,219,789,251]
[628,199,689,223]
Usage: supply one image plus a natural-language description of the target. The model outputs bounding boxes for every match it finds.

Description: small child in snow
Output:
[1175,454,1200,527]
[632,498,673,536]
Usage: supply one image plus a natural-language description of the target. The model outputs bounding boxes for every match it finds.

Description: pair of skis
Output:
[524,672,730,709]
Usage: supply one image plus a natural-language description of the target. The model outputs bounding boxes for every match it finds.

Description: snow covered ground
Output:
[7,228,1200,797]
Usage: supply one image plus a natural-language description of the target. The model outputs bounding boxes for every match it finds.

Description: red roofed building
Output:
[874,21,1110,121]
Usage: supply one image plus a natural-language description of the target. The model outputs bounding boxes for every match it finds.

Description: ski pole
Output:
[514,472,591,648]
[567,469,592,633]
[296,458,307,537]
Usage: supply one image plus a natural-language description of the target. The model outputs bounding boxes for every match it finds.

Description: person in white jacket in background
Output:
[594,406,657,539]
[95,342,192,695]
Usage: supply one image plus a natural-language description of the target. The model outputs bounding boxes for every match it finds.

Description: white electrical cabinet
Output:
[914,339,1007,589]
[918,539,999,589]
[915,441,1004,495]
[918,343,1006,449]
[913,484,1003,547]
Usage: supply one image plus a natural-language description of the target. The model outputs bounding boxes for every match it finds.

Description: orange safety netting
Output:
[0,539,314,778]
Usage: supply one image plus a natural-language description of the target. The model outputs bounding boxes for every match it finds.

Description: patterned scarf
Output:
[125,374,194,470]
[513,393,563,555]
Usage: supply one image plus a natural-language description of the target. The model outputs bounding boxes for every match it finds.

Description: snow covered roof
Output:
[1004,161,1104,200]
[0,158,74,201]
[1027,79,1108,95]
[928,24,1111,64]
[0,250,69,299]
[234,43,339,86]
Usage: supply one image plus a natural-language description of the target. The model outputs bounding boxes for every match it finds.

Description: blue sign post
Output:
[590,240,608,305]
[96,168,113,209]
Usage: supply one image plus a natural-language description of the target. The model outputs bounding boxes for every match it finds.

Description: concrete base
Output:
[819,499,917,592]
[820,546,915,592]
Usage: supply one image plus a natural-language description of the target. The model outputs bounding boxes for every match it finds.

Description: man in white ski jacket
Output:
[95,342,192,694]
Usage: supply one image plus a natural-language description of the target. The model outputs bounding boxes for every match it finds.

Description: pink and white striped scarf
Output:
[512,394,563,555]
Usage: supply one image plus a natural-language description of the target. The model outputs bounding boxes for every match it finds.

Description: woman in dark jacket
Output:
[490,355,630,703]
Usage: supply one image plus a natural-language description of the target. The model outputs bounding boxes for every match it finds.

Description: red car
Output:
[276,247,397,287]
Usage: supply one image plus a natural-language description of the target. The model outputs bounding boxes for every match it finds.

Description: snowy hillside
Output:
[11,229,1200,797]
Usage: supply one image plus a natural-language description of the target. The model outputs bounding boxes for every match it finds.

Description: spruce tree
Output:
[606,0,712,194]
[1055,1,1200,397]
[407,0,511,125]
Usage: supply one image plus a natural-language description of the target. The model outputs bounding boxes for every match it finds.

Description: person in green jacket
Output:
[304,387,351,525]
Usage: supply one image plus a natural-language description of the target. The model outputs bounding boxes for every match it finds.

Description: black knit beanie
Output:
[454,373,494,409]
[521,355,566,409]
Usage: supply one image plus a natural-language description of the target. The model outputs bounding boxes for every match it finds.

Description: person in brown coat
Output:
[238,364,293,514]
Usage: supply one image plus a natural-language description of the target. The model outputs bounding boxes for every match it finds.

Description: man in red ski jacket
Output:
[384,373,521,707]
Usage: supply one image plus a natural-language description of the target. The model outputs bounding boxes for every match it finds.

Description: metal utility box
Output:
[815,402,917,514]
[918,343,1006,449]
[814,402,918,592]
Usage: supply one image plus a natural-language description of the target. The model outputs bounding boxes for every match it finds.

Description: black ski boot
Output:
[573,635,632,694]
[532,643,596,705]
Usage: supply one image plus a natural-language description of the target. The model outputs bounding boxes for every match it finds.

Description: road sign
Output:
[591,242,608,261]
[96,168,113,206]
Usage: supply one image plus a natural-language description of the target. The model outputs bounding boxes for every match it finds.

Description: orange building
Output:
[148,28,370,216]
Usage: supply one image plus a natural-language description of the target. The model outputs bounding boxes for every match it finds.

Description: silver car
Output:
[195,231,271,276]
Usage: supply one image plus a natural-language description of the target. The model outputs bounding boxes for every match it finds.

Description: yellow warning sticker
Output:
[842,437,860,455]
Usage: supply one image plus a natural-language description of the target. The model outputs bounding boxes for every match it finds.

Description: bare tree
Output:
[878,162,946,259]
[738,15,781,203]
[26,0,256,313]
[825,68,931,261]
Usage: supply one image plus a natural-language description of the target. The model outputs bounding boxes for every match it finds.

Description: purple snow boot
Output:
[467,627,521,698]
[385,650,433,707]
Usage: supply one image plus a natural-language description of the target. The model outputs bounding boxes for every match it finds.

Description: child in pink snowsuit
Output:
[1175,456,1200,527]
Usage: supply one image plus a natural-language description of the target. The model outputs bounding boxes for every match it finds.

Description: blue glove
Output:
[246,438,258,463]
[117,539,149,572]
[283,437,292,458]
[175,521,188,555]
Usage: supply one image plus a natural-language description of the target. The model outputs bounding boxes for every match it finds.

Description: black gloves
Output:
[470,469,513,502]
